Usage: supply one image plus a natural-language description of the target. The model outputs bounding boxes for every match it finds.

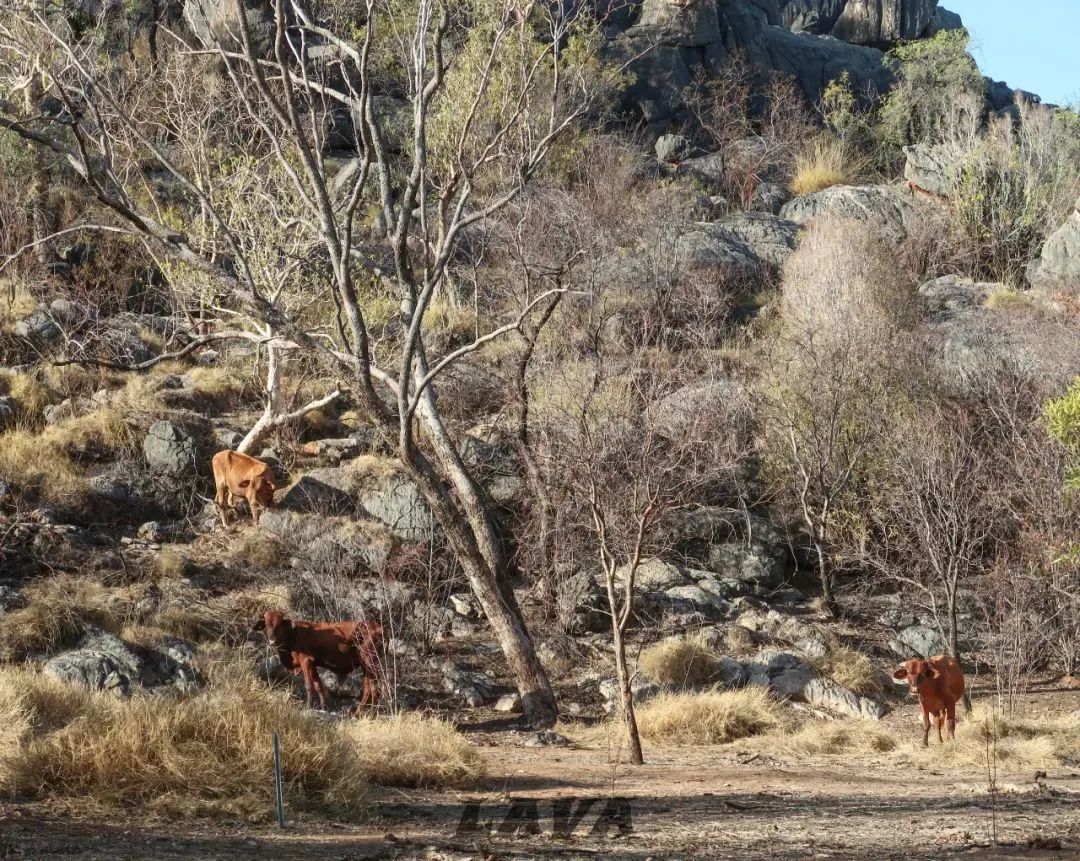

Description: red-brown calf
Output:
[892,654,965,747]
[212,450,277,528]
[252,611,384,711]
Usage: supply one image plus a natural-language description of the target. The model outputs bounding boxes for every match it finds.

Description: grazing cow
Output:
[212,450,277,527]
[892,654,965,747]
[251,611,384,712]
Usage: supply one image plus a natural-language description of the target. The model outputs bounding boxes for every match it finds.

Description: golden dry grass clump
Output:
[813,644,883,696]
[760,719,898,756]
[639,636,722,686]
[0,407,136,505]
[0,665,483,818]
[634,687,786,746]
[926,707,1080,770]
[0,575,137,661]
[788,136,859,196]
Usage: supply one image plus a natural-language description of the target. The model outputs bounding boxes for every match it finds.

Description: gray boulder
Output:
[278,472,358,515]
[903,142,957,198]
[184,0,276,54]
[620,557,688,591]
[599,676,665,713]
[1027,196,1080,295]
[13,309,61,345]
[892,624,946,658]
[441,662,499,707]
[142,420,196,477]
[781,183,930,243]
[44,629,142,695]
[360,474,433,541]
[663,584,730,616]
[706,540,786,589]
[749,182,792,215]
[717,212,801,269]
[675,222,761,272]
[259,509,394,572]
[743,647,885,718]
[676,152,727,190]
[655,133,695,163]
[0,396,14,431]
[917,275,996,320]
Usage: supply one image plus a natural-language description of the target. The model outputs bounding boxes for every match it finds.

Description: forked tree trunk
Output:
[612,619,644,764]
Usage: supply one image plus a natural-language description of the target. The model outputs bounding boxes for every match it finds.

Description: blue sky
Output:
[944,0,1079,106]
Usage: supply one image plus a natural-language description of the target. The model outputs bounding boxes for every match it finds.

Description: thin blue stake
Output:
[272,732,285,827]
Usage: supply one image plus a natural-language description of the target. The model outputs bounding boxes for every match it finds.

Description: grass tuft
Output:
[789,137,858,196]
[812,644,883,696]
[0,664,483,818]
[639,636,722,687]
[634,687,786,746]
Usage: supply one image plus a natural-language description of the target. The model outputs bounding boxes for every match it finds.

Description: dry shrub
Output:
[0,665,482,817]
[343,713,484,788]
[639,636,722,686]
[927,707,1080,770]
[763,719,897,755]
[789,137,858,196]
[634,688,785,746]
[0,575,135,661]
[813,644,883,696]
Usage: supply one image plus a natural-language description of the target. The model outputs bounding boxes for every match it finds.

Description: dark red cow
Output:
[252,611,384,712]
[892,654,966,747]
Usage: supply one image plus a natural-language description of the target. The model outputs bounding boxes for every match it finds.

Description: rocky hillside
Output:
[0,0,1078,759]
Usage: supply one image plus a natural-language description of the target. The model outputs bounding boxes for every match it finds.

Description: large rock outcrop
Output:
[607,0,894,126]
[1027,196,1080,295]
[775,0,940,45]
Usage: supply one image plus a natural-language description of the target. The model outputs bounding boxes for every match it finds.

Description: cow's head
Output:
[892,658,939,697]
[239,464,277,508]
[252,610,293,648]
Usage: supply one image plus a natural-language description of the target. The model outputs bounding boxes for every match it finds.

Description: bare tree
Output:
[0,0,619,724]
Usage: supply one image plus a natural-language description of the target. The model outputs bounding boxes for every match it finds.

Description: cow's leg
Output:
[214,479,231,528]
[250,496,260,527]
[921,706,931,748]
[299,657,317,709]
[936,711,945,744]
[946,703,957,741]
[311,668,329,710]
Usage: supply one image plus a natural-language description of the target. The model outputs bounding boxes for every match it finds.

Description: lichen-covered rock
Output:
[781,183,931,243]
[619,557,688,591]
[360,474,433,541]
[891,624,946,658]
[903,142,957,198]
[1027,196,1080,295]
[142,420,196,477]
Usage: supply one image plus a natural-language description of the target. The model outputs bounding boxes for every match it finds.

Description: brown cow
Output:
[893,654,965,747]
[251,611,384,712]
[212,450,276,527]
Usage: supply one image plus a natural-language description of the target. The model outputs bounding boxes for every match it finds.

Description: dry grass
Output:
[639,636,722,686]
[813,644,883,696]
[147,581,291,645]
[634,688,786,746]
[186,366,251,405]
[232,532,289,568]
[924,707,1080,770]
[789,137,858,196]
[343,713,484,788]
[0,281,39,329]
[0,664,482,818]
[754,719,898,756]
[0,408,136,505]
[0,575,136,661]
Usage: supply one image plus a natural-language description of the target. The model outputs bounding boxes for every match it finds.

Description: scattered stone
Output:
[1027,195,1080,294]
[14,309,61,345]
[137,521,169,542]
[620,557,687,592]
[442,662,498,707]
[44,629,142,695]
[598,677,664,713]
[0,396,15,431]
[655,133,694,163]
[494,693,522,713]
[524,730,569,747]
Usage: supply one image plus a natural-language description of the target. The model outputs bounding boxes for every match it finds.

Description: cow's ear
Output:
[892,666,908,681]
[237,478,251,489]
[251,618,266,632]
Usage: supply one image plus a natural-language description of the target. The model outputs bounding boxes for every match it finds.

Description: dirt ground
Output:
[3,685,1079,861]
